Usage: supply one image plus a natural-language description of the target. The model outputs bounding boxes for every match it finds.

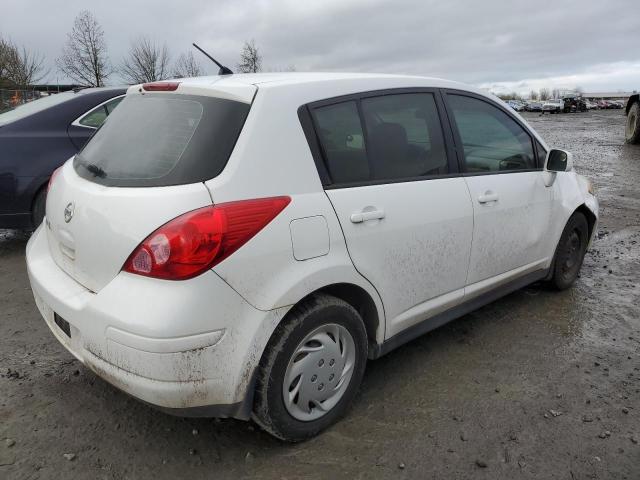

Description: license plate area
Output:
[54,313,71,338]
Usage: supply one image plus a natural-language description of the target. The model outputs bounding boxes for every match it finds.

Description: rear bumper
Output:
[26,225,288,418]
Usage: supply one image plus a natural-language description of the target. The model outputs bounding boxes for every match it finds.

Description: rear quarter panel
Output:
[206,83,386,343]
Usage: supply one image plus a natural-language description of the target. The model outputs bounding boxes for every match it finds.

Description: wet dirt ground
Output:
[1,110,639,479]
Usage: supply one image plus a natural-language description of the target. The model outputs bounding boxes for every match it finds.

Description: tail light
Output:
[47,166,62,193]
[142,82,180,92]
[122,196,291,280]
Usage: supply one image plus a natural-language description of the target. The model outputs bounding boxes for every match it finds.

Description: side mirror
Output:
[545,149,573,172]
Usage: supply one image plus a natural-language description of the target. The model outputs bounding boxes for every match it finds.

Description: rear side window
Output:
[312,101,369,184]
[74,93,250,187]
[448,94,535,173]
[312,92,448,185]
[78,96,124,128]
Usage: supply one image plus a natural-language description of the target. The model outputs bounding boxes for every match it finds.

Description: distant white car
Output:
[26,73,598,441]
[542,99,564,113]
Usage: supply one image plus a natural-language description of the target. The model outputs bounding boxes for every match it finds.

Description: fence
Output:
[0,89,45,113]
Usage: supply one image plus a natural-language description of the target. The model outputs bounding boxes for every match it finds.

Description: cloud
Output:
[1,0,639,92]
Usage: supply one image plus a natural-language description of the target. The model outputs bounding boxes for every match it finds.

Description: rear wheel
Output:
[31,188,47,229]
[626,101,640,144]
[549,212,589,290]
[252,294,368,442]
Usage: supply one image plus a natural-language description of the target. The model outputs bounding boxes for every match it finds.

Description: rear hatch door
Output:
[44,84,253,292]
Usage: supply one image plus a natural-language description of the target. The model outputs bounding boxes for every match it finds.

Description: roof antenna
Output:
[192,43,233,75]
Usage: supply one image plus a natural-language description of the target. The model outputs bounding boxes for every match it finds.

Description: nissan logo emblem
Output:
[64,202,75,223]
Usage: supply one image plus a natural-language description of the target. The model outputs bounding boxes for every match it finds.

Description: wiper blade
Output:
[79,161,107,178]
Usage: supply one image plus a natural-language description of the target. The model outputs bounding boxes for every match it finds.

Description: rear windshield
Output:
[74,93,250,187]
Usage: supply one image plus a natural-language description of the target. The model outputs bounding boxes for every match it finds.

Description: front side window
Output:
[535,140,547,168]
[448,94,535,173]
[312,92,448,185]
[78,96,124,128]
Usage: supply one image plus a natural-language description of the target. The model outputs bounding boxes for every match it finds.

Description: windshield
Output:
[74,93,250,187]
[0,91,76,126]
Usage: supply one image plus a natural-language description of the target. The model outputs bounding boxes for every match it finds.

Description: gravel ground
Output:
[1,109,639,479]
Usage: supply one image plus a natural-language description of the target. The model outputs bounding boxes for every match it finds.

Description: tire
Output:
[548,212,589,290]
[625,101,640,144]
[252,293,368,442]
[31,188,47,229]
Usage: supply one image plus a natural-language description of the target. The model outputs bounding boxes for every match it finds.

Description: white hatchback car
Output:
[27,73,598,441]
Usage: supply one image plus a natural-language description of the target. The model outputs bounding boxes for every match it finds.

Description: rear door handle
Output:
[350,209,385,223]
[478,192,499,204]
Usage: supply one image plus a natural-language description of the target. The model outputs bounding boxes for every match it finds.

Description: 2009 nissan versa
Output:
[27,73,598,441]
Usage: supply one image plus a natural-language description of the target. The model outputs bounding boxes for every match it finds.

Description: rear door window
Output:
[311,92,448,185]
[360,93,448,179]
[74,93,250,187]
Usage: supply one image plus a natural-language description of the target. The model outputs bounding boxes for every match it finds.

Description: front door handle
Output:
[350,209,385,223]
[478,191,499,204]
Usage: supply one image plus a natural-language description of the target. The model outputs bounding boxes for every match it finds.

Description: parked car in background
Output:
[585,100,599,110]
[597,100,610,109]
[563,97,587,113]
[608,100,624,109]
[526,101,543,112]
[27,73,598,441]
[625,93,640,143]
[505,100,525,111]
[0,87,126,229]
[542,99,563,114]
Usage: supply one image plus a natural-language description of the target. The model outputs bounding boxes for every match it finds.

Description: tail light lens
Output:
[47,166,62,193]
[122,196,291,280]
[142,82,180,92]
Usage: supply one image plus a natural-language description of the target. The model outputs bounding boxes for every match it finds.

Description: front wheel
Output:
[626,102,640,144]
[252,294,368,442]
[549,212,589,290]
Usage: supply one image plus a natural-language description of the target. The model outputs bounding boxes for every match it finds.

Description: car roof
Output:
[178,72,477,91]
[134,72,494,106]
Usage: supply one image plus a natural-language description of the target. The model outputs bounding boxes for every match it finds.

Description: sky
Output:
[2,0,639,95]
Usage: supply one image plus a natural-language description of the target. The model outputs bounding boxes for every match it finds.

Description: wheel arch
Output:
[30,180,49,227]
[309,283,382,357]
[575,203,597,241]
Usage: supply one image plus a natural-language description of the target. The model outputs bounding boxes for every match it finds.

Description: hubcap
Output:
[282,324,356,422]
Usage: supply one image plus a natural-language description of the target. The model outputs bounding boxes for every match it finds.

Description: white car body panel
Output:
[45,161,212,293]
[26,72,598,417]
[463,171,554,285]
[325,179,474,338]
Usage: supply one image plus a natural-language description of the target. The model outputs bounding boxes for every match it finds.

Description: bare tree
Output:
[3,41,47,87]
[552,88,560,99]
[529,90,539,101]
[539,88,550,101]
[0,37,13,82]
[56,10,112,87]
[173,51,202,78]
[120,37,171,84]
[237,39,262,73]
